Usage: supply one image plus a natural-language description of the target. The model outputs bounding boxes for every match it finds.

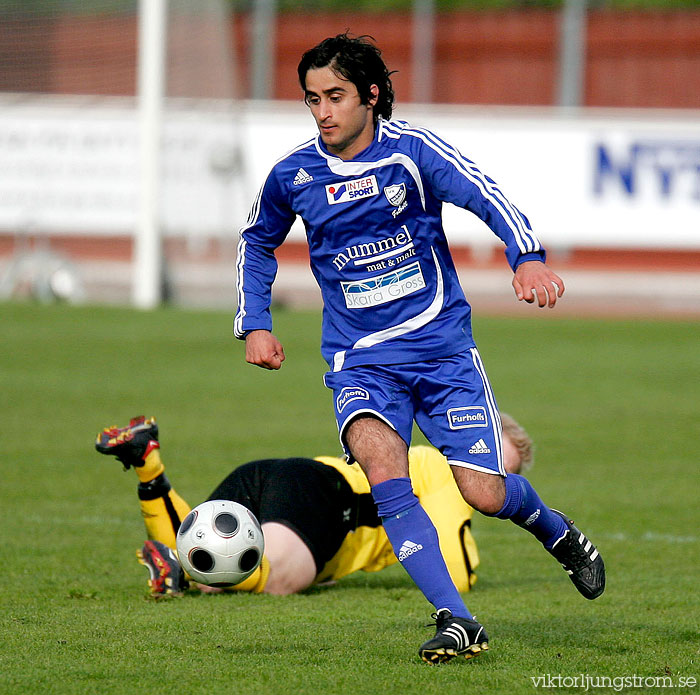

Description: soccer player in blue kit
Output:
[235,33,605,663]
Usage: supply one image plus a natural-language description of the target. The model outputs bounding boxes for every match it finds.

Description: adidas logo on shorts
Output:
[468,438,491,455]
[293,168,313,185]
[398,539,423,562]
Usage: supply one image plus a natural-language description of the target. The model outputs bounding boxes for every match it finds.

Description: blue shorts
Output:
[323,348,505,476]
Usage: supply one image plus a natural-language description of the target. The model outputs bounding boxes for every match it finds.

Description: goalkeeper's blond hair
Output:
[501,413,534,473]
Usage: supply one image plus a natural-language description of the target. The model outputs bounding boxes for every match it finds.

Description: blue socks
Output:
[494,473,568,549]
[372,477,472,619]
[370,473,566,619]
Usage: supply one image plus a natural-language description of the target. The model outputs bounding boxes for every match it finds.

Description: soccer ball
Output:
[176,500,265,587]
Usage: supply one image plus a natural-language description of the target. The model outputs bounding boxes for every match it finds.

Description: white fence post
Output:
[134,0,167,308]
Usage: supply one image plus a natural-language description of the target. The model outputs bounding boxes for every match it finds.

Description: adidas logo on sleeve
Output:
[398,539,424,562]
[468,439,491,454]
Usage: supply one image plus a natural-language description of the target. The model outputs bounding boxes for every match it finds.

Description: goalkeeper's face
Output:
[502,433,522,475]
[304,66,378,161]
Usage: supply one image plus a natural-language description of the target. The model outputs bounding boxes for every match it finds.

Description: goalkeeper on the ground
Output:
[95,413,533,596]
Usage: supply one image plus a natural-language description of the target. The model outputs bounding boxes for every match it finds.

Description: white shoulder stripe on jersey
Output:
[275,137,317,165]
[396,121,538,254]
[411,124,539,253]
[239,137,313,238]
[313,138,426,211]
[348,246,444,355]
[384,120,535,253]
[381,120,539,255]
[379,122,402,140]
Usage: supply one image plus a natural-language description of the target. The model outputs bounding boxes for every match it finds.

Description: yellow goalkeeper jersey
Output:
[314,445,479,591]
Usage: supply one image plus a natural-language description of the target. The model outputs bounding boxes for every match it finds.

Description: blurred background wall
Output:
[2,4,699,107]
[0,0,698,314]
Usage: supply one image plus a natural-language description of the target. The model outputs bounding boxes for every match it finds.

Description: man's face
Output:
[304,66,377,161]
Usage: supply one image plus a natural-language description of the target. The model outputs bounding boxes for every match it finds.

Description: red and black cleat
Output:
[136,540,188,597]
[95,415,160,469]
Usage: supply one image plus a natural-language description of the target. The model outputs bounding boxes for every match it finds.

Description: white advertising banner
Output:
[0,97,698,250]
[414,106,700,251]
[0,98,249,236]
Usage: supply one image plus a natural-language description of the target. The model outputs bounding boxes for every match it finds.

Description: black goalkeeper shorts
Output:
[207,458,379,574]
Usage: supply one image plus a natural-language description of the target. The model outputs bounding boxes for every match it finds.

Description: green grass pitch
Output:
[1,301,698,694]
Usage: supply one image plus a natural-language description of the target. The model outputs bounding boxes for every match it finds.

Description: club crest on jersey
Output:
[384,183,408,217]
[447,406,488,430]
[336,387,370,413]
[325,176,379,205]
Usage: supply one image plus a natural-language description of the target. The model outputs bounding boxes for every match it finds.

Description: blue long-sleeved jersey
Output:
[235,118,545,371]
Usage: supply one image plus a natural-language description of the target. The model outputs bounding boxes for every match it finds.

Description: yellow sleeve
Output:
[408,446,479,591]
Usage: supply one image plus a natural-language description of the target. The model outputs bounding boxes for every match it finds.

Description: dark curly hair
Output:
[297,33,395,122]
